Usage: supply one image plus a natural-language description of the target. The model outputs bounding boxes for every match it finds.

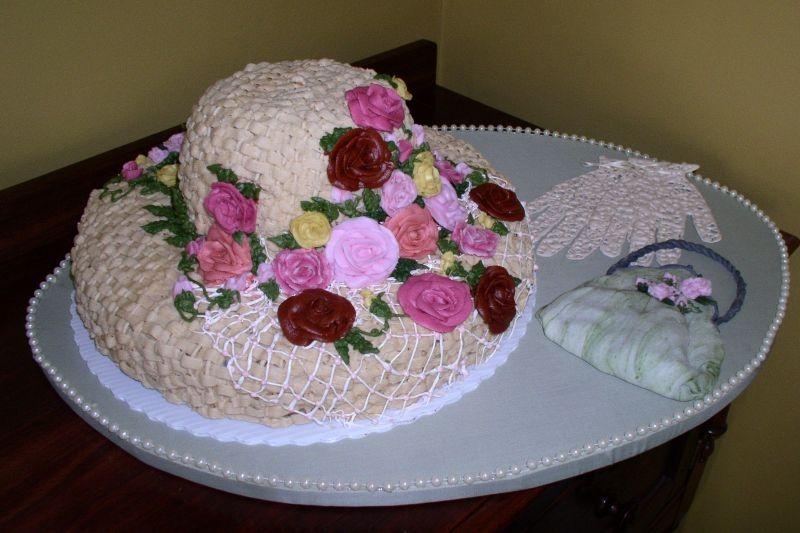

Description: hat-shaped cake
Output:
[71,58,536,427]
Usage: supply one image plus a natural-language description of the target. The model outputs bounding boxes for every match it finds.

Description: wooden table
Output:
[2,40,795,532]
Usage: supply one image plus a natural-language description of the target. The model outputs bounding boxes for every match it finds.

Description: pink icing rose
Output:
[380,170,417,216]
[424,178,466,231]
[203,182,258,234]
[148,146,170,164]
[324,217,399,288]
[397,273,473,333]
[163,132,184,153]
[272,248,333,295]
[451,221,499,258]
[648,282,677,301]
[384,204,439,259]
[171,275,194,297]
[435,154,471,184]
[679,277,712,299]
[121,160,143,181]
[345,83,405,132]
[196,224,253,286]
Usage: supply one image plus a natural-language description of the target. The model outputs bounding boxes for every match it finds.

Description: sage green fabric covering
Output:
[536,267,724,401]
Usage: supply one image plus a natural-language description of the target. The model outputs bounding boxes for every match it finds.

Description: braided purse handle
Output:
[606,239,746,325]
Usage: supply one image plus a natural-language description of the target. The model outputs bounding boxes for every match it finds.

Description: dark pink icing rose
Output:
[397,273,473,333]
[196,223,253,286]
[451,221,499,258]
[272,248,333,295]
[345,83,405,132]
[121,160,142,181]
[384,204,439,259]
[203,182,258,234]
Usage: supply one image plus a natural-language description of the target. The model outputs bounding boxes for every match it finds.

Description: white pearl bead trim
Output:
[27,128,790,496]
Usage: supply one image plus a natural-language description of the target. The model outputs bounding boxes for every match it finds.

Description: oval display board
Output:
[26,127,789,506]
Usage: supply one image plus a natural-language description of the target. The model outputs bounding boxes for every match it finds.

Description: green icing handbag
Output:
[536,240,746,401]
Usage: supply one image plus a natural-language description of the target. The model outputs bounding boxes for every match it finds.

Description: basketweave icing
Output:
[71,59,536,427]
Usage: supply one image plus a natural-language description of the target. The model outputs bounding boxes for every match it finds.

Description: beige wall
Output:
[0,1,441,189]
[4,0,798,529]
[438,1,799,530]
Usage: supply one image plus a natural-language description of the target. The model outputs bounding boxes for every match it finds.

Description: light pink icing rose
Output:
[224,272,252,291]
[185,236,205,257]
[272,248,333,295]
[203,182,257,234]
[197,224,252,286]
[679,277,712,299]
[384,204,439,259]
[451,221,499,258]
[380,170,417,216]
[163,132,184,153]
[345,83,405,132]
[397,273,473,333]
[648,282,677,301]
[256,261,274,283]
[330,186,355,203]
[324,217,399,288]
[424,178,466,231]
[410,124,425,146]
[148,146,170,164]
[171,275,194,297]
[121,160,143,181]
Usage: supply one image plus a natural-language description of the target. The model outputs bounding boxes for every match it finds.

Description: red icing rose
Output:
[474,265,517,334]
[203,182,257,234]
[277,289,356,346]
[383,204,439,259]
[469,183,525,222]
[327,128,393,191]
[196,223,253,286]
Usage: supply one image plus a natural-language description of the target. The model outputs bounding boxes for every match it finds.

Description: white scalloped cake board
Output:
[68,296,535,446]
[27,128,789,506]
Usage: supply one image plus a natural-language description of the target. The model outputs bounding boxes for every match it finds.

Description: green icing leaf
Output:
[207,163,238,184]
[466,261,487,289]
[268,233,301,250]
[467,169,489,187]
[301,196,340,222]
[249,234,267,272]
[391,258,428,282]
[491,220,510,236]
[174,291,199,321]
[237,181,261,201]
[258,279,280,301]
[320,127,352,153]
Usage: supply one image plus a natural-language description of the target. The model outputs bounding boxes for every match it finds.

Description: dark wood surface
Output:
[0,39,794,532]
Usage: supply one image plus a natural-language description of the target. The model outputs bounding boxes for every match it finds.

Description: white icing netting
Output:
[528,157,721,265]
[196,208,536,425]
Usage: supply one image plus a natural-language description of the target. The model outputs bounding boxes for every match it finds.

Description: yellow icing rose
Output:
[290,211,332,248]
[476,211,496,229]
[156,164,178,187]
[393,77,412,100]
[135,154,153,168]
[412,151,442,198]
[359,288,375,309]
[440,251,456,274]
